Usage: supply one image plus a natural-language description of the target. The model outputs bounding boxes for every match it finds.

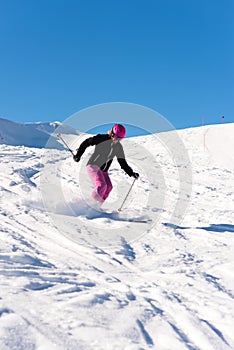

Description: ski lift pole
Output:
[57,133,74,156]
[118,178,137,212]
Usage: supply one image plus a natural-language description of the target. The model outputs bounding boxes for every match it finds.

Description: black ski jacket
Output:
[75,134,134,176]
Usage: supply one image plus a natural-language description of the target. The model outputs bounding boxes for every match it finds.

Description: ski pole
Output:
[57,133,74,156]
[118,178,137,212]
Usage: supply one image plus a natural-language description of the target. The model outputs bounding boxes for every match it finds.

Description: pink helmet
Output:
[112,124,126,138]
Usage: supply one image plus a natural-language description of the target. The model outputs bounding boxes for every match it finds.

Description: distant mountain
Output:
[0,118,78,149]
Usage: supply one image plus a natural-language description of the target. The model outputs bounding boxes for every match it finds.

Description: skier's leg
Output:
[102,171,113,201]
[87,165,107,203]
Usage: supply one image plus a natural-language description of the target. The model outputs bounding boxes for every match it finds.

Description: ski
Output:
[125,217,151,224]
[84,208,151,223]
[106,211,151,224]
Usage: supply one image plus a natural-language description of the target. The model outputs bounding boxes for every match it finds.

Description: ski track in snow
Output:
[0,124,234,349]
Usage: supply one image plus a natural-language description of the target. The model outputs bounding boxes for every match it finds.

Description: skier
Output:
[73,124,139,206]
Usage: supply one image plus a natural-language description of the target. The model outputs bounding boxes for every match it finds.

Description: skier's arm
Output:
[73,135,99,162]
[117,144,138,177]
[118,158,134,176]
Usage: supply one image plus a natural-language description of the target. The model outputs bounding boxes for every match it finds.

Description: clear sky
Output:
[0,0,233,133]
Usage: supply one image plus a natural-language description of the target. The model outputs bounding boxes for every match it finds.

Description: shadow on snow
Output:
[163,223,234,234]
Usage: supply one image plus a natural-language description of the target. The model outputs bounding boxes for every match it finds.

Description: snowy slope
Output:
[0,123,234,350]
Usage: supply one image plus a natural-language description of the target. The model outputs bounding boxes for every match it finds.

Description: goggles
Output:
[111,131,123,140]
[114,135,123,140]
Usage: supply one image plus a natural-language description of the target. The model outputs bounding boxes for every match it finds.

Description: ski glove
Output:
[132,172,139,179]
[73,154,80,162]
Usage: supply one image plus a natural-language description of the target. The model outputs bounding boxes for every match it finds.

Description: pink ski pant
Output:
[87,165,113,203]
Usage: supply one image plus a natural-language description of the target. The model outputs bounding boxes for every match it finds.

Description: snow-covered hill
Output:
[0,118,78,149]
[0,123,234,349]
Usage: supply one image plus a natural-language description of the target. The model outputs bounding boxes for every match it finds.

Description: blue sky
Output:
[0,0,233,133]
